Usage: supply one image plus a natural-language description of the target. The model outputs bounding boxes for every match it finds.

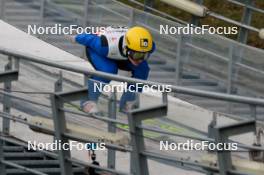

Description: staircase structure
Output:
[0,136,86,175]
[0,0,263,174]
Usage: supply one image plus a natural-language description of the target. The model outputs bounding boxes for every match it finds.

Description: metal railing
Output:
[0,38,264,174]
[124,0,264,97]
[141,0,263,44]
[0,0,264,174]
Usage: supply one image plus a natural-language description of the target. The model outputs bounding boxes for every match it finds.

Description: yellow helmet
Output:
[125,26,153,52]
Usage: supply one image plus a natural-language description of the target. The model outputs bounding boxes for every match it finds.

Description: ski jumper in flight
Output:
[71,26,155,113]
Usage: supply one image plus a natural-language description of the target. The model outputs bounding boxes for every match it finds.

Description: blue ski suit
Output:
[75,33,155,110]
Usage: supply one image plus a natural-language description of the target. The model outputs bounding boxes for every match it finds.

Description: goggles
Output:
[127,49,149,61]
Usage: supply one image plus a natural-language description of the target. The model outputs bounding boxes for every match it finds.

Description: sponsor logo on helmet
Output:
[140,38,148,48]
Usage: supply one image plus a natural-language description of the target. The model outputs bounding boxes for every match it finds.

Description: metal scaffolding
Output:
[0,0,264,174]
[0,45,264,174]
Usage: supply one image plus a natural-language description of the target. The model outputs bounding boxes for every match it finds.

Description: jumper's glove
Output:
[81,101,99,114]
[64,35,76,43]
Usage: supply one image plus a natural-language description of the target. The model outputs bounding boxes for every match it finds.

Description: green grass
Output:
[118,0,264,49]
